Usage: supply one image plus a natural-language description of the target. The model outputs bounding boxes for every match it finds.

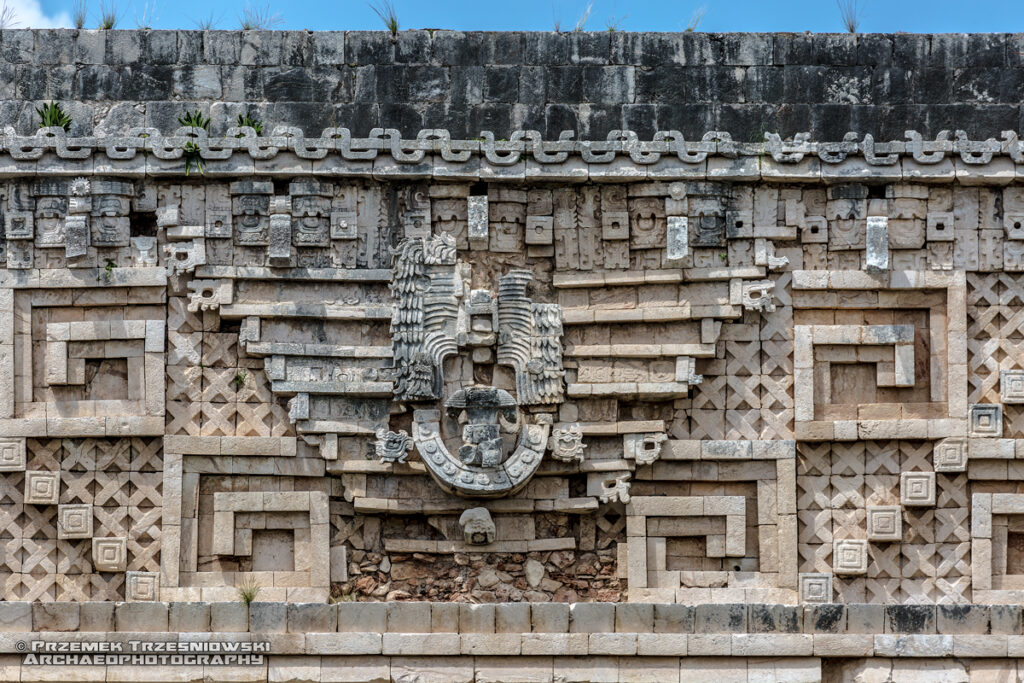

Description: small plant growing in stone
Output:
[236,113,264,136]
[177,110,211,131]
[102,259,116,282]
[177,111,210,176]
[0,1,19,29]
[37,102,72,132]
[237,576,261,605]
[134,0,158,29]
[73,0,87,29]
[239,2,283,30]
[97,0,118,29]
[233,371,247,390]
[192,13,221,30]
[369,0,399,37]
[605,14,627,32]
[182,141,204,176]
[573,2,593,31]
[837,0,863,33]
[684,5,706,32]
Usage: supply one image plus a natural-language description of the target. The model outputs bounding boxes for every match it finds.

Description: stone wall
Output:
[5,26,1024,682]
[2,30,1023,139]
[2,599,1023,681]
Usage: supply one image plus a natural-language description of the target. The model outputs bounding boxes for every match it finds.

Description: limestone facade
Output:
[1,122,1024,611]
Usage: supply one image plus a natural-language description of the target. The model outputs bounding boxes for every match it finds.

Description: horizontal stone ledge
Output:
[8,602,1024,639]
[8,630,1024,659]
[1,128,1023,173]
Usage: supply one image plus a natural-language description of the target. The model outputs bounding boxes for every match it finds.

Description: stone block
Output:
[32,602,80,632]
[125,572,160,601]
[0,438,25,471]
[80,603,115,632]
[654,604,694,633]
[211,601,249,632]
[936,605,990,635]
[885,605,936,634]
[92,537,127,572]
[115,602,168,632]
[747,604,801,633]
[457,604,494,634]
[615,603,654,632]
[569,603,615,633]
[803,604,846,633]
[24,469,59,505]
[846,604,884,634]
[339,603,386,633]
[494,603,530,633]
[531,603,569,632]
[694,604,746,633]
[832,539,868,575]
[387,602,432,633]
[866,506,903,541]
[970,403,1003,437]
[933,437,967,472]
[250,602,288,633]
[900,471,936,506]
[57,503,93,539]
[798,574,833,604]
[288,603,337,633]
[168,602,211,632]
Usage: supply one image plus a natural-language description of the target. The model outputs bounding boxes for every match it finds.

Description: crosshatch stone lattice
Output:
[8,26,1024,683]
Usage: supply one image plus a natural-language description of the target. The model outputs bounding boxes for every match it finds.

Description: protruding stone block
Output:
[24,470,59,505]
[0,438,26,472]
[900,471,936,507]
[970,404,1003,437]
[867,506,903,541]
[865,216,889,272]
[933,437,968,472]
[92,537,127,572]
[125,572,160,601]
[798,573,833,603]
[1001,370,1024,404]
[57,504,93,539]
[833,539,868,575]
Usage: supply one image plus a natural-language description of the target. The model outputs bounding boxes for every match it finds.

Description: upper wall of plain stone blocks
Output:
[3,30,1024,140]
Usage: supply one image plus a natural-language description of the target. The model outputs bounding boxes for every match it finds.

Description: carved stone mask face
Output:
[37,197,67,218]
[293,196,326,228]
[238,195,266,228]
[97,196,122,217]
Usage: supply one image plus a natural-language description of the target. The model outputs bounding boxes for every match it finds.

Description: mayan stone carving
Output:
[5,123,1024,610]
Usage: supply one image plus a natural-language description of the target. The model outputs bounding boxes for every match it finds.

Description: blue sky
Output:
[13,0,1024,32]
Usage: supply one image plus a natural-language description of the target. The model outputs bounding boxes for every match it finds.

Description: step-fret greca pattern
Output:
[5,27,1024,683]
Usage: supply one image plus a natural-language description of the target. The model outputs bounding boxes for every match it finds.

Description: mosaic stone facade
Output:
[6,120,1024,610]
[6,27,1024,682]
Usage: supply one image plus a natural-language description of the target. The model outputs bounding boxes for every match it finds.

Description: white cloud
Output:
[4,0,72,28]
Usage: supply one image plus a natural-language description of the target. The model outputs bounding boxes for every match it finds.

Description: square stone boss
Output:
[833,539,868,575]
[933,437,967,473]
[0,438,26,472]
[24,470,60,505]
[126,572,159,601]
[58,504,93,539]
[799,573,833,603]
[93,537,127,573]
[900,471,936,507]
[867,506,902,541]
[969,403,1003,438]
[1002,370,1024,404]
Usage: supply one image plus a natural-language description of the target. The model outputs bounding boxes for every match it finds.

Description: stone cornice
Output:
[5,126,1024,181]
